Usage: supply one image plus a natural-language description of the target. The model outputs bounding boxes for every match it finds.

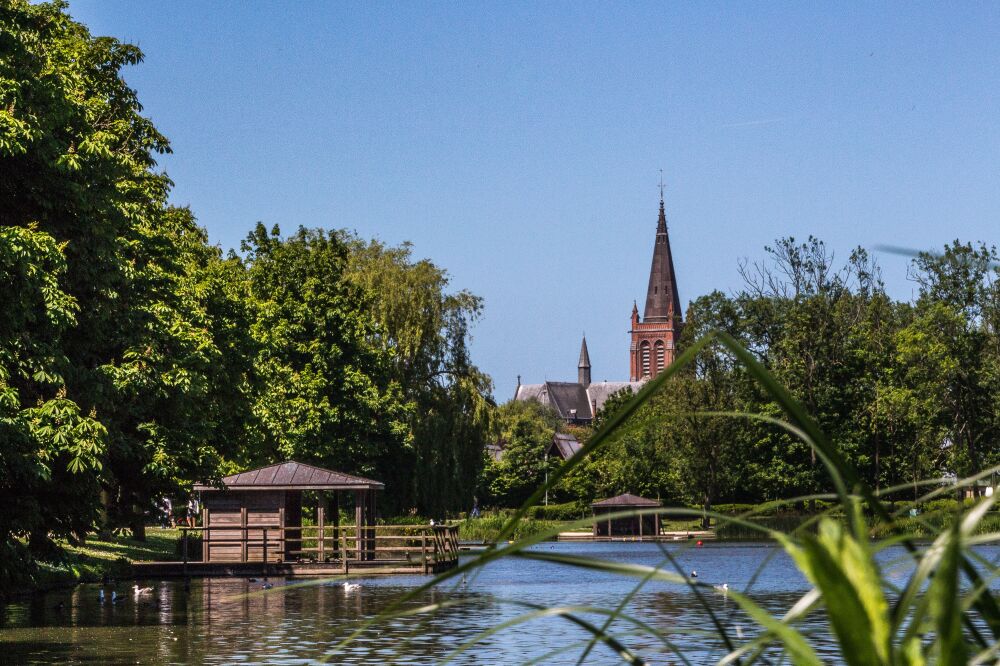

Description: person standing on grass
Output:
[160,497,173,528]
[186,497,199,527]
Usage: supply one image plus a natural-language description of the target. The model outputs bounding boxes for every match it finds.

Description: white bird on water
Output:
[133,585,153,598]
[343,581,360,592]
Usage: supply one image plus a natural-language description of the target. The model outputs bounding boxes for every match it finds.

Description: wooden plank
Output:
[240,505,248,563]
[317,504,325,562]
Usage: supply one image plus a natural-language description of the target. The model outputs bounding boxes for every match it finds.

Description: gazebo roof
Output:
[194,461,384,491]
[591,493,661,508]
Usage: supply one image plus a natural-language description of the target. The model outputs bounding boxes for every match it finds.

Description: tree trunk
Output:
[702,495,711,530]
[130,512,146,542]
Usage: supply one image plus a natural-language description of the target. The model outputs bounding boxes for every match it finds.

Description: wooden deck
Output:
[139,524,461,578]
[133,557,458,578]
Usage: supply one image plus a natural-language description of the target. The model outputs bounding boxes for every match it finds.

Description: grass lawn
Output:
[25,528,182,593]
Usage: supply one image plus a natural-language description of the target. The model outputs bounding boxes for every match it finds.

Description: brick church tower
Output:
[629,191,683,381]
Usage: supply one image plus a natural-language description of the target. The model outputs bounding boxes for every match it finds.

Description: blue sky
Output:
[67,1,1000,400]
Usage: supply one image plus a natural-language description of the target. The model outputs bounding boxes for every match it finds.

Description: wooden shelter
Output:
[592,493,661,538]
[194,461,383,563]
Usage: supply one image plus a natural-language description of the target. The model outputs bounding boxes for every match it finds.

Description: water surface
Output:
[1,541,991,664]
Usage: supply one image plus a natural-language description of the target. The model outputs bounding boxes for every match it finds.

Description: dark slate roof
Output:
[548,433,582,460]
[194,461,383,491]
[592,493,661,507]
[516,379,647,422]
[544,381,591,421]
[643,197,683,323]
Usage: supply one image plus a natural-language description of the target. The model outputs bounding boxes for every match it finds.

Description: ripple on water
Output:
[3,541,1000,664]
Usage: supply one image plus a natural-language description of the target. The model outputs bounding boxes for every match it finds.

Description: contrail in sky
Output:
[721,117,790,128]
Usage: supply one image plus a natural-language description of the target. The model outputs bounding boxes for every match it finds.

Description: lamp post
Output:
[544,450,549,507]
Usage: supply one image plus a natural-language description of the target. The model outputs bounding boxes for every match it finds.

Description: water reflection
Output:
[2,542,999,664]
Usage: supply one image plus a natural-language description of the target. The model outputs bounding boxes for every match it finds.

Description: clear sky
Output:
[67,1,1000,400]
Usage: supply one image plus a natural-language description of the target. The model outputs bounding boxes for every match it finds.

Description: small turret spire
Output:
[578,336,591,388]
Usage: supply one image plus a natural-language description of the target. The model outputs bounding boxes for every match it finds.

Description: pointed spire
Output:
[578,336,591,387]
[643,187,682,323]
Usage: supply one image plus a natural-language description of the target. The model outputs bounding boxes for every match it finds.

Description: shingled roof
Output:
[194,461,384,491]
[548,432,582,460]
[515,380,644,424]
[591,493,661,508]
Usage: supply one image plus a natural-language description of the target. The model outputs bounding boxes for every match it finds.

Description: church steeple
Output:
[629,183,684,382]
[642,190,682,323]
[578,336,591,387]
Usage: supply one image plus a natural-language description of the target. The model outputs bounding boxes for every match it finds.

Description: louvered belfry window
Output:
[641,341,651,377]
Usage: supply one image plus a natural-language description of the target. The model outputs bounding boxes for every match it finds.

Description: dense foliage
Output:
[488,237,1000,518]
[0,0,491,583]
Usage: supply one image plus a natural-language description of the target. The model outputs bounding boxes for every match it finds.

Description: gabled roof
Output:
[548,432,582,460]
[591,493,661,507]
[515,381,593,422]
[194,461,384,491]
[586,381,644,416]
[544,382,591,421]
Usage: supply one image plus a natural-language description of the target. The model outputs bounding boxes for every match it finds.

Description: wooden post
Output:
[182,529,189,577]
[354,491,363,562]
[368,491,376,561]
[341,531,349,574]
[241,504,248,562]
[262,528,268,579]
[317,501,325,562]
[592,510,597,537]
[331,492,340,561]
[639,511,644,540]
[421,531,428,574]
[202,507,210,562]
[278,505,285,563]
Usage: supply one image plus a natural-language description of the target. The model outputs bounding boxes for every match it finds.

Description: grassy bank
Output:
[7,528,182,597]
[457,513,569,542]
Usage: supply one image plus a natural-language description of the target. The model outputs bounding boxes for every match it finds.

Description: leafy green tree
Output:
[241,224,411,497]
[343,236,493,515]
[0,226,106,558]
[483,399,560,507]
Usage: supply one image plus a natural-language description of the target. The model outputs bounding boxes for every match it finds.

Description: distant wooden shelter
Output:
[592,493,661,538]
[194,461,382,563]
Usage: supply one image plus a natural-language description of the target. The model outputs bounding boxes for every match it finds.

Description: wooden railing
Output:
[180,524,460,574]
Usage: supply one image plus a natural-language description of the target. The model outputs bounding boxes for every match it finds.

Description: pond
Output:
[0,541,993,664]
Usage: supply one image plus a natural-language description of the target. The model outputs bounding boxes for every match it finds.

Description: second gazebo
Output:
[591,493,661,538]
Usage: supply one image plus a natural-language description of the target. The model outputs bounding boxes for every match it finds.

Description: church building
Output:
[514,190,684,424]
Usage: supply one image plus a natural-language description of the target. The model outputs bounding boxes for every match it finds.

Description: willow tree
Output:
[345,236,493,515]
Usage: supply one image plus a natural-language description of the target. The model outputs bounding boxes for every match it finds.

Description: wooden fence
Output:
[181,524,460,575]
